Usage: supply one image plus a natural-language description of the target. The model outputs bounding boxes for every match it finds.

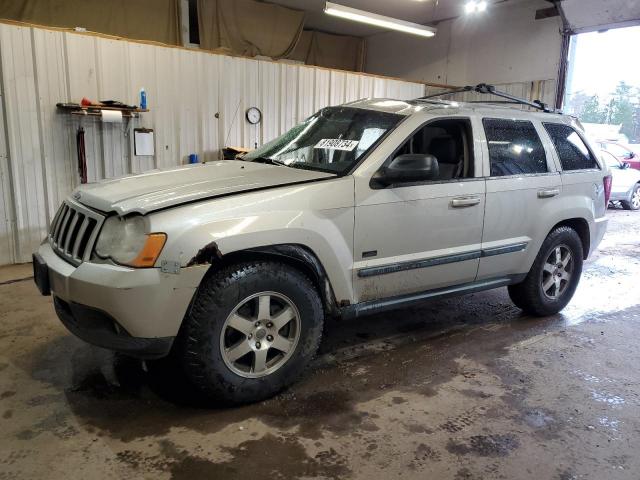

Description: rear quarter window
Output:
[543,123,598,171]
[482,118,548,176]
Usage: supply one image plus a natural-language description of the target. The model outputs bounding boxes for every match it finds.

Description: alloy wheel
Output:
[220,291,301,378]
[632,187,640,209]
[541,245,573,299]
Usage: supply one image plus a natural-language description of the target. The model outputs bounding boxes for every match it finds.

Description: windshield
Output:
[601,150,621,168]
[243,106,403,174]
[604,143,631,158]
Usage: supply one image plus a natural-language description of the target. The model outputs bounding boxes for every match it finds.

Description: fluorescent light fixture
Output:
[477,1,488,11]
[324,2,436,38]
[464,1,476,13]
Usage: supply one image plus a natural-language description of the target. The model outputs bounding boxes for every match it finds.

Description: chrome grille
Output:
[49,199,104,266]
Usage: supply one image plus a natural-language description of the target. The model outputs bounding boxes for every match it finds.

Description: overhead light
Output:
[324,2,437,38]
[465,1,488,13]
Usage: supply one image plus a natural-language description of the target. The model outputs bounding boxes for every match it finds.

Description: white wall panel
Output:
[0,84,15,266]
[358,76,375,99]
[0,23,426,265]
[96,37,131,178]
[242,59,261,150]
[297,66,315,123]
[128,42,158,171]
[32,28,75,220]
[373,78,387,98]
[197,53,221,163]
[0,25,47,262]
[64,32,103,182]
[176,49,202,161]
[344,73,360,103]
[313,69,330,111]
[156,47,186,169]
[220,56,244,150]
[259,61,280,148]
[279,64,298,134]
[329,71,346,106]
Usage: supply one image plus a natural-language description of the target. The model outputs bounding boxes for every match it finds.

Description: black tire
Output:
[179,261,323,405]
[621,184,640,210]
[508,227,583,317]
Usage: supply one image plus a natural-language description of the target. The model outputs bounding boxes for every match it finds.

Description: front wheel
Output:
[508,227,583,316]
[179,261,324,405]
[621,184,640,210]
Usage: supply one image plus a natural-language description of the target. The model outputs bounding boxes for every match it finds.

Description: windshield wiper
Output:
[247,156,287,167]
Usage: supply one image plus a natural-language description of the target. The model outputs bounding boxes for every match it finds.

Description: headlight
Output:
[95,215,166,267]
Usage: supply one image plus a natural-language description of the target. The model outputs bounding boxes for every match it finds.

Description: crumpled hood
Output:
[73,161,334,215]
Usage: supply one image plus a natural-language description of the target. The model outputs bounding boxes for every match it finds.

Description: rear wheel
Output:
[179,261,323,405]
[508,227,583,316]
[621,184,640,210]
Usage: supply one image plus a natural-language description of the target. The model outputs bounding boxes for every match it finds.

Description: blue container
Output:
[139,88,147,110]
[189,154,199,164]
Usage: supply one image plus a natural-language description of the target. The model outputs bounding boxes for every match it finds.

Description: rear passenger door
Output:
[477,117,562,281]
[542,122,607,228]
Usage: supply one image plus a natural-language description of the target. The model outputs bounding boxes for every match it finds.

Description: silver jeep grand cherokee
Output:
[34,94,610,404]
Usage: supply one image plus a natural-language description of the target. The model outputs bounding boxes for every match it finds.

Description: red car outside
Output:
[596,141,640,170]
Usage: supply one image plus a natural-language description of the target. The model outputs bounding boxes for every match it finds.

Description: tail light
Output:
[603,175,612,207]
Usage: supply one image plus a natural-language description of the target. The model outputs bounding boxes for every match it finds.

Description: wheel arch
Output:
[195,243,341,316]
[550,217,590,259]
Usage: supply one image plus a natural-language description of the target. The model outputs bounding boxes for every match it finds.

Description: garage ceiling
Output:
[266,0,471,36]
[268,0,640,37]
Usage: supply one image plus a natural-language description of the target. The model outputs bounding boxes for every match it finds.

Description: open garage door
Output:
[560,0,640,33]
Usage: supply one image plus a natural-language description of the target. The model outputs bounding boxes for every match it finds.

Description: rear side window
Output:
[483,118,548,176]
[544,123,598,171]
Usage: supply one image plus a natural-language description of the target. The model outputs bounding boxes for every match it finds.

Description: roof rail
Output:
[414,83,560,114]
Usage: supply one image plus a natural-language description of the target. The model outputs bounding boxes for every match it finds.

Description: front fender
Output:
[149,177,356,304]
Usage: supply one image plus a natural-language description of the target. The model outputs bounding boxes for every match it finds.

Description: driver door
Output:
[352,115,486,303]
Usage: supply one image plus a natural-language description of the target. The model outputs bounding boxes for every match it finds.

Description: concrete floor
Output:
[1,210,639,480]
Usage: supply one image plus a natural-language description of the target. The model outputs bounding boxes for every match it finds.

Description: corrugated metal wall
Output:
[0,23,425,266]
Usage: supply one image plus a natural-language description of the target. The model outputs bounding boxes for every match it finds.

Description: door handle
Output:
[537,188,560,198]
[451,196,481,208]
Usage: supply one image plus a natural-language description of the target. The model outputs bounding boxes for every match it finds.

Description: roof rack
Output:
[414,83,560,114]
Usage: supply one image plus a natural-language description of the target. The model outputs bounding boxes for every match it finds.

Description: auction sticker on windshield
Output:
[314,139,359,151]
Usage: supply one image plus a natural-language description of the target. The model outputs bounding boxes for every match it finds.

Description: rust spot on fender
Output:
[186,241,222,267]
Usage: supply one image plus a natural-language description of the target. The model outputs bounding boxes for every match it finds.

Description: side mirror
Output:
[375,154,439,187]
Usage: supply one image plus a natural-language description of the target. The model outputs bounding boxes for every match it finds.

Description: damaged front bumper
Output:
[35,242,208,357]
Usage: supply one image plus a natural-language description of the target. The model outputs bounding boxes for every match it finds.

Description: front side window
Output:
[243,107,403,175]
[483,118,548,177]
[544,123,598,171]
[391,118,475,181]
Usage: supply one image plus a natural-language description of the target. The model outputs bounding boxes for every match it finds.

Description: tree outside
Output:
[565,81,639,142]
[563,26,640,143]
